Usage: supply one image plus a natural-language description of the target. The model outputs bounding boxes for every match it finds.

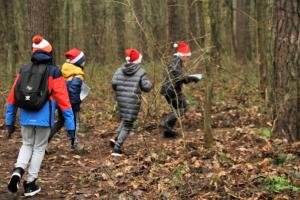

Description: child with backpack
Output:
[6,35,76,197]
[160,42,199,138]
[110,48,152,156]
[47,48,86,152]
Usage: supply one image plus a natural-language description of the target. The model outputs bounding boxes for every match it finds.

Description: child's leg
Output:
[15,126,35,170]
[48,108,65,142]
[110,120,124,147]
[74,111,80,145]
[162,95,188,130]
[114,120,134,149]
[115,120,124,136]
[26,126,50,182]
[71,111,84,152]
[7,126,34,193]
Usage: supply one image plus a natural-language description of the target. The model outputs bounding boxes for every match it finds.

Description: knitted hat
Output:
[65,48,86,67]
[32,35,52,53]
[173,41,191,57]
[125,49,142,64]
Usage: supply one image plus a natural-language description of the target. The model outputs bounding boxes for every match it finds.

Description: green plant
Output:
[172,164,189,186]
[218,152,230,163]
[213,89,226,104]
[259,128,272,138]
[272,153,287,166]
[186,93,198,107]
[259,175,299,193]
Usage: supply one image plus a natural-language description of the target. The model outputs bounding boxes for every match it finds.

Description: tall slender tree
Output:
[167,0,184,42]
[256,0,269,97]
[114,0,126,59]
[235,0,252,63]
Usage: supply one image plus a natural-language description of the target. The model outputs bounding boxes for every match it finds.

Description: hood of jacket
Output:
[121,63,140,76]
[61,62,84,80]
[31,50,53,64]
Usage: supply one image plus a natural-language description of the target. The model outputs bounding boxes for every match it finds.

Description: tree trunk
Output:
[114,0,126,59]
[223,0,236,57]
[134,0,148,60]
[272,0,300,141]
[187,0,205,49]
[167,0,182,42]
[3,0,17,82]
[28,0,52,39]
[198,0,206,49]
[208,0,221,61]
[235,0,252,63]
[203,0,224,149]
[256,0,269,98]
[203,54,213,149]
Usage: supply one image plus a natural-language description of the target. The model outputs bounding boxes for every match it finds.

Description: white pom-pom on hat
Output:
[126,56,131,61]
[173,43,178,48]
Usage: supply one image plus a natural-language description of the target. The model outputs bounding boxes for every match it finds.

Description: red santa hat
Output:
[125,48,142,64]
[65,48,86,66]
[32,35,52,53]
[173,41,191,57]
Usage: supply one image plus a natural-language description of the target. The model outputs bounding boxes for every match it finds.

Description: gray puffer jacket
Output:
[112,63,152,121]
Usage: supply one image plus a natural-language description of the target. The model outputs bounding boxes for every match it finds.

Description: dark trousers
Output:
[163,94,188,130]
[48,108,80,144]
[114,120,134,148]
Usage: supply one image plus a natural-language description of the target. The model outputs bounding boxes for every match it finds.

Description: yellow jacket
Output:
[61,63,84,81]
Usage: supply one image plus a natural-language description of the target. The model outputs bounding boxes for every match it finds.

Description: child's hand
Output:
[189,76,200,83]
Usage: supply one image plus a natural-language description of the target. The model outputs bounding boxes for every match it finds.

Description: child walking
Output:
[110,49,152,156]
[160,42,199,137]
[6,35,75,197]
[47,48,86,152]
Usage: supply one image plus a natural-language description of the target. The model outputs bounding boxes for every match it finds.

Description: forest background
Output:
[0,0,299,199]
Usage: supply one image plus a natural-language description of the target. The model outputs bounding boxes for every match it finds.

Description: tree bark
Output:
[167,0,183,42]
[208,0,221,61]
[256,0,269,98]
[28,0,52,39]
[134,0,148,59]
[272,0,300,141]
[114,0,126,59]
[235,0,252,63]
[223,0,236,57]
[188,0,205,48]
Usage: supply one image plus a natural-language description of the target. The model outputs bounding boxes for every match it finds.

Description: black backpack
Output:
[14,63,50,111]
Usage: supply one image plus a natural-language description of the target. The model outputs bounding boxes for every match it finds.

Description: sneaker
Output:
[109,136,118,148]
[111,146,123,157]
[8,167,24,193]
[24,179,41,197]
[45,145,50,155]
[71,143,84,153]
[163,129,178,138]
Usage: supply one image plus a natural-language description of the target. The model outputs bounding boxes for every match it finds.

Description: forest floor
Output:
[0,93,300,200]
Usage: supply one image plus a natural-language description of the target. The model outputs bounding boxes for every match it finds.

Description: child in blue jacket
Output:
[48,48,86,152]
[6,35,76,197]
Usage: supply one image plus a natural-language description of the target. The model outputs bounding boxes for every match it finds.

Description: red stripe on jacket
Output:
[49,76,72,110]
[7,73,72,111]
[7,73,20,104]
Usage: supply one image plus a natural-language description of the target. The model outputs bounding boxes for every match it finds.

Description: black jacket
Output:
[160,56,192,98]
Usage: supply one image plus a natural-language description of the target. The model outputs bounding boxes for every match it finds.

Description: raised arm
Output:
[140,73,152,92]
